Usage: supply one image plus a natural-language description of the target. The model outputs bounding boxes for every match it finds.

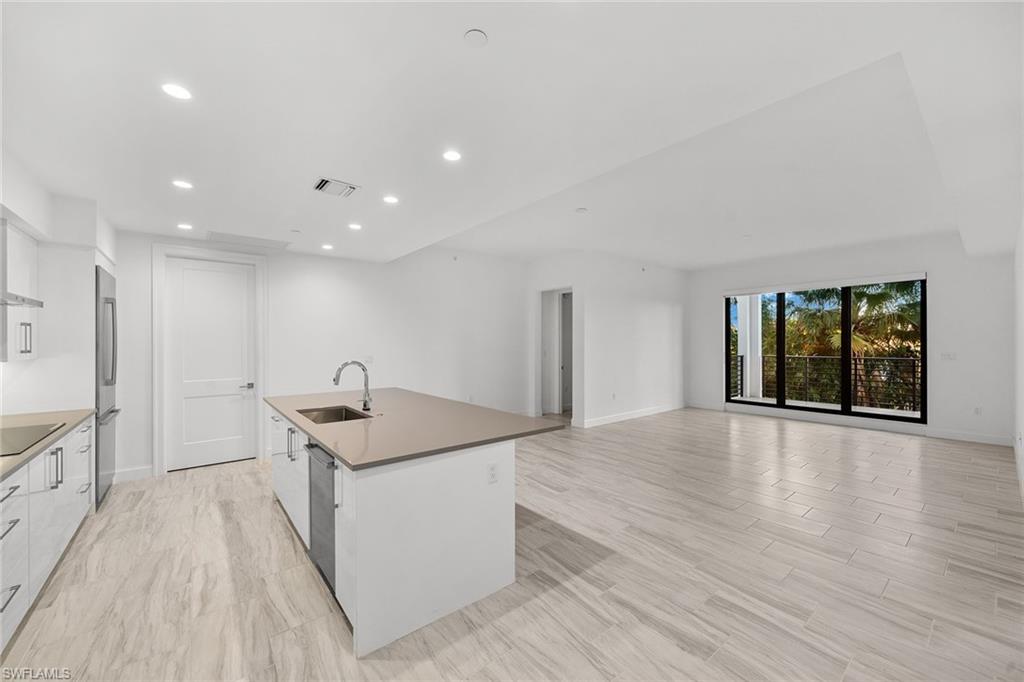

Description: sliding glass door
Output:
[784,288,842,411]
[725,278,925,424]
[849,280,924,418]
[726,293,776,404]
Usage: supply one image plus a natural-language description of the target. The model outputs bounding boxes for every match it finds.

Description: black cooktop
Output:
[0,423,65,457]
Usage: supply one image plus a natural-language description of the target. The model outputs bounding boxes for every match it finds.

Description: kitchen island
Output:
[263,388,562,657]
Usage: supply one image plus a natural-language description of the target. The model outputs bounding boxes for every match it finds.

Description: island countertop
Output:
[0,408,96,482]
[264,388,564,470]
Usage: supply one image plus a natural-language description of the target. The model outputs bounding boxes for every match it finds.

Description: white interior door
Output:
[164,257,257,471]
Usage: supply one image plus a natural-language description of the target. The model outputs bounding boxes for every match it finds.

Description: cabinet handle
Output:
[0,585,20,613]
[79,444,91,454]
[0,485,20,504]
[78,482,92,495]
[0,518,20,541]
[79,424,92,433]
[49,450,58,489]
[270,415,281,423]
[18,322,30,354]
[287,427,296,461]
[58,447,64,485]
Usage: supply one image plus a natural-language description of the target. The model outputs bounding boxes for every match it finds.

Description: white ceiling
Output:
[2,2,1020,268]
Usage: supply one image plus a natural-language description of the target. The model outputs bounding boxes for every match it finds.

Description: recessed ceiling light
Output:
[464,29,488,47]
[348,223,362,231]
[161,83,192,100]
[177,223,193,230]
[321,244,334,250]
[443,149,462,162]
[382,195,399,205]
[172,179,193,189]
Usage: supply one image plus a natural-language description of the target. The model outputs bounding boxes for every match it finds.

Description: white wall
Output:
[528,252,687,427]
[1015,213,1024,484]
[0,151,52,239]
[686,231,1014,445]
[115,231,531,479]
[1,245,95,413]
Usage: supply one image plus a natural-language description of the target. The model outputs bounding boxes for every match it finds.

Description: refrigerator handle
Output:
[110,298,118,385]
[103,298,117,385]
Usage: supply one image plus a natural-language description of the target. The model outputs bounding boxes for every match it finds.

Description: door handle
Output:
[0,584,20,613]
[238,382,255,389]
[0,518,20,541]
[0,485,20,504]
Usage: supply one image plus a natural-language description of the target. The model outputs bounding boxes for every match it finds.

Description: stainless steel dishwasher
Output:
[306,442,337,593]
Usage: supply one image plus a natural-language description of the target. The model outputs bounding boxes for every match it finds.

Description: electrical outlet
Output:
[974,407,982,416]
[487,463,498,485]
[941,352,957,361]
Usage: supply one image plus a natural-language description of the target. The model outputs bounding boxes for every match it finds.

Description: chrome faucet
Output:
[333,360,372,411]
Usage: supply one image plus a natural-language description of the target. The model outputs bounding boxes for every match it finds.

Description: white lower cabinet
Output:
[0,467,30,650]
[2,419,94,653]
[271,413,310,547]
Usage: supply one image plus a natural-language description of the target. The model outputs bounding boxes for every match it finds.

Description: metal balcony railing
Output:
[731,354,921,412]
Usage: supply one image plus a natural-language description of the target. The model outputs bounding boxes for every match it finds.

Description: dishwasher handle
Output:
[304,442,336,469]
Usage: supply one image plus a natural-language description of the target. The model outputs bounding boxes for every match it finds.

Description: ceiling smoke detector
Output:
[313,177,359,197]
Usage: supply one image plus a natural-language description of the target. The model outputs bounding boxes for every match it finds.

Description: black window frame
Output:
[724,279,927,425]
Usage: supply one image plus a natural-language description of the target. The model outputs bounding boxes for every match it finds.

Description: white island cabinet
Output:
[265,388,562,657]
[269,410,309,547]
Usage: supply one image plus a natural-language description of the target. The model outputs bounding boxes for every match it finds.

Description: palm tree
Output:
[849,281,921,409]
[779,283,921,409]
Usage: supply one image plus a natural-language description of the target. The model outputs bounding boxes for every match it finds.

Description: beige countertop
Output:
[264,388,564,470]
[0,408,95,482]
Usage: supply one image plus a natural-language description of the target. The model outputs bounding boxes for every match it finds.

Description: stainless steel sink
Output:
[297,405,372,424]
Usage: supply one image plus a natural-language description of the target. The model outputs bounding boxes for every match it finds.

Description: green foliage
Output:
[748,282,922,410]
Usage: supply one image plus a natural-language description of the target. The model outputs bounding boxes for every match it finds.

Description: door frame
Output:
[533,285,582,427]
[152,244,268,477]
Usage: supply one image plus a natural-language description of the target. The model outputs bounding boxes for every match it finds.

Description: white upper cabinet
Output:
[1,220,41,362]
[4,224,38,299]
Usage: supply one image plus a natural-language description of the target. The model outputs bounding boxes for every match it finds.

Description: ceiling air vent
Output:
[313,177,359,197]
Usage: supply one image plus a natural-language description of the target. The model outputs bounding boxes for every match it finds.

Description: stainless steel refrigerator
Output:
[95,266,120,506]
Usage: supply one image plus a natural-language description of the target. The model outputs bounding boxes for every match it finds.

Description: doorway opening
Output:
[541,288,573,424]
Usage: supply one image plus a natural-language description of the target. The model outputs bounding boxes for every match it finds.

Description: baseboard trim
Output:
[584,404,682,428]
[722,402,1011,447]
[926,429,1013,447]
[114,465,153,483]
